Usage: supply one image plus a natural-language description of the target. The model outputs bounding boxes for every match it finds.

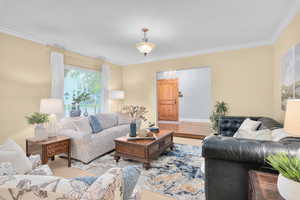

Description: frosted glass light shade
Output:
[136,42,155,54]
[110,90,125,100]
[40,98,64,114]
[284,99,300,136]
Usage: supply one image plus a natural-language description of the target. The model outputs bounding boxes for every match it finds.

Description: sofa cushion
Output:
[72,117,92,134]
[96,113,118,129]
[89,115,103,133]
[118,113,133,125]
[0,139,32,174]
[59,118,79,131]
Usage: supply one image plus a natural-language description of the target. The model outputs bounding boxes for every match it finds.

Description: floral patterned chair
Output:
[0,155,141,200]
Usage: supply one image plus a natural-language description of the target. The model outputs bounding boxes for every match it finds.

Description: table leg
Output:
[143,162,151,170]
[114,155,120,163]
[26,140,30,157]
[68,140,71,167]
[42,145,48,165]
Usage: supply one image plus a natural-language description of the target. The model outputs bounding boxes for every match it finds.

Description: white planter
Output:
[34,124,48,140]
[278,174,300,200]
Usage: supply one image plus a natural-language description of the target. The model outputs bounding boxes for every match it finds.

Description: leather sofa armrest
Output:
[202,135,300,165]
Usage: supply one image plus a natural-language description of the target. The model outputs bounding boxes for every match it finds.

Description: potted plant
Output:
[266,153,300,200]
[70,90,91,117]
[209,101,229,134]
[25,112,50,140]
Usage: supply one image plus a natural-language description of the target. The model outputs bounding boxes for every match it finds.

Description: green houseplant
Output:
[210,101,229,133]
[25,112,49,140]
[266,153,300,200]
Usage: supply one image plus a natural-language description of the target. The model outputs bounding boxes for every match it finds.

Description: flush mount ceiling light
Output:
[136,28,155,56]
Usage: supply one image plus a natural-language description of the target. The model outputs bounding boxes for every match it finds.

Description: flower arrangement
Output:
[121,105,148,122]
[25,112,49,125]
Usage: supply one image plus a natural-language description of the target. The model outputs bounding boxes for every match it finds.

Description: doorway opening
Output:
[156,67,212,139]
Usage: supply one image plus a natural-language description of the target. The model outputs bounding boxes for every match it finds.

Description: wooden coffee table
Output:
[114,130,174,169]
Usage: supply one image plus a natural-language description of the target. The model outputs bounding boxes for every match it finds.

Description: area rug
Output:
[72,144,205,200]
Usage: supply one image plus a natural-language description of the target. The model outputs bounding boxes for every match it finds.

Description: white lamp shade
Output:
[284,99,300,136]
[110,90,125,100]
[40,98,64,114]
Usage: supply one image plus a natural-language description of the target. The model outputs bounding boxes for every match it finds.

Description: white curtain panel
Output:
[100,62,110,113]
[50,52,65,99]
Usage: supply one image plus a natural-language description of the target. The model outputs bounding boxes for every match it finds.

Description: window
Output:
[64,65,101,116]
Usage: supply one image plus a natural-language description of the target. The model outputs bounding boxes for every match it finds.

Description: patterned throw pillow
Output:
[0,162,18,176]
[89,115,103,134]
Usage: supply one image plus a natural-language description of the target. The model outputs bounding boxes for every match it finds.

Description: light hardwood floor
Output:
[49,137,201,200]
[159,121,211,139]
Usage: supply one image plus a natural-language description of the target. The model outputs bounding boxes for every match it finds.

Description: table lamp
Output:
[40,98,64,137]
[284,99,300,137]
[110,90,125,112]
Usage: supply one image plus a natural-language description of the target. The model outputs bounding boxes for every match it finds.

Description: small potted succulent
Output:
[25,112,49,140]
[266,153,300,200]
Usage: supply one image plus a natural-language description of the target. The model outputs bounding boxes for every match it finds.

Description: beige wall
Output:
[0,32,123,147]
[123,46,274,123]
[273,11,300,122]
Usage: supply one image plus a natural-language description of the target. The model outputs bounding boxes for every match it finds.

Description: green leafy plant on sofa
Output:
[266,153,300,182]
[210,101,229,133]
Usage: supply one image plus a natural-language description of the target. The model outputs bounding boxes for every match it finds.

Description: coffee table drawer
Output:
[116,143,145,158]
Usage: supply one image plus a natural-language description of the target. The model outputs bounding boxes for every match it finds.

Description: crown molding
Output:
[270,0,300,43]
[121,39,272,66]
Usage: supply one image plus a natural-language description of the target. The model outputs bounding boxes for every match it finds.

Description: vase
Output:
[70,104,81,117]
[83,108,88,117]
[278,174,300,200]
[35,124,48,140]
[130,122,137,137]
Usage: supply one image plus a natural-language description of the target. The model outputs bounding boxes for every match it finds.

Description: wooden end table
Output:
[249,170,284,200]
[26,136,71,167]
[114,130,174,169]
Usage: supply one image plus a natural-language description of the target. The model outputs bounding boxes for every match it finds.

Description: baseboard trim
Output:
[179,118,210,123]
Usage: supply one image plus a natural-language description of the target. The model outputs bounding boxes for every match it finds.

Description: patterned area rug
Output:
[72,144,205,200]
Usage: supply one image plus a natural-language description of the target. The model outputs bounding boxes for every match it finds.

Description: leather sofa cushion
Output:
[202,135,300,164]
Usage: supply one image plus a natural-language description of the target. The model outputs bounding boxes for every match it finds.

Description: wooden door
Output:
[157,79,179,121]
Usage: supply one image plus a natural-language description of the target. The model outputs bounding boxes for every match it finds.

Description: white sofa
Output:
[58,113,140,164]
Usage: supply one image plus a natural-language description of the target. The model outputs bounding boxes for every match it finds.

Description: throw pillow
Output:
[89,115,103,133]
[239,118,261,131]
[0,162,18,176]
[59,118,79,131]
[272,128,289,142]
[234,129,272,141]
[0,139,32,174]
[122,166,141,200]
[72,117,93,134]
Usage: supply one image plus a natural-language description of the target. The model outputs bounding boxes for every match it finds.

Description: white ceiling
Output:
[0,0,299,65]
